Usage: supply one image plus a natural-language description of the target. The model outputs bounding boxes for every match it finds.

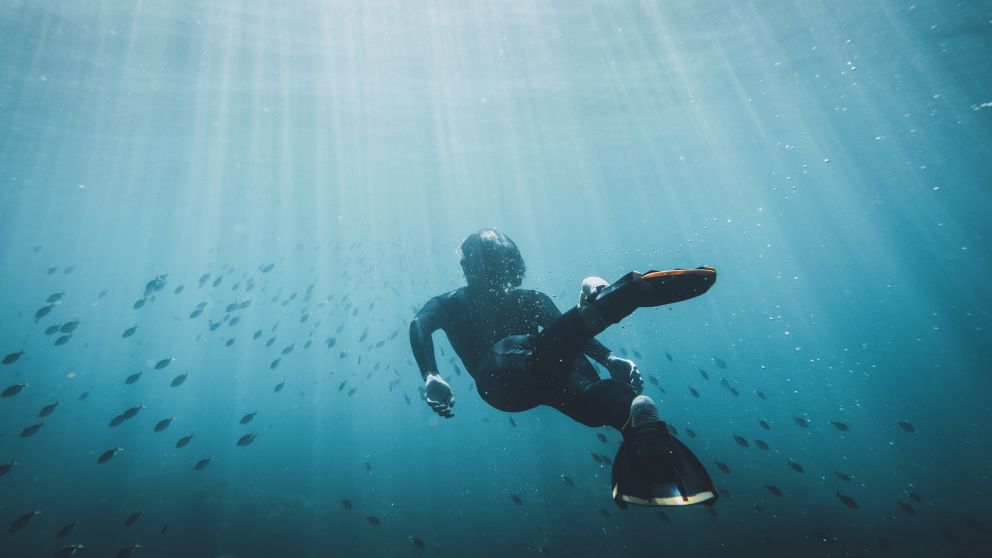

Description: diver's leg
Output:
[532,268,716,381]
[546,361,639,430]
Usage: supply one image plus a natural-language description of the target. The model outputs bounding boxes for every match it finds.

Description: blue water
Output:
[1,1,990,557]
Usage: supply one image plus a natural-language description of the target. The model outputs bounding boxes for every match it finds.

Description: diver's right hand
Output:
[424,373,455,419]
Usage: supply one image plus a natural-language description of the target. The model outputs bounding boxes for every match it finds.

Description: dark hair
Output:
[459,229,525,291]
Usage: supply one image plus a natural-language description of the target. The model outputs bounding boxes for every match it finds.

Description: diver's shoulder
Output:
[435,288,468,304]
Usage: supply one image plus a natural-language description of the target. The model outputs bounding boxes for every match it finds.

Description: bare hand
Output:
[424,373,455,418]
[606,355,644,394]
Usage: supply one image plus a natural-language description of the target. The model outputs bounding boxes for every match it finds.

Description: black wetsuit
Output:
[410,286,637,430]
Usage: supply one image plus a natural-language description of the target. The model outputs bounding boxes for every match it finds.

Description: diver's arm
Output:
[409,296,445,381]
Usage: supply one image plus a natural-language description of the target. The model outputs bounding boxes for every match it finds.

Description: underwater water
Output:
[1,0,991,556]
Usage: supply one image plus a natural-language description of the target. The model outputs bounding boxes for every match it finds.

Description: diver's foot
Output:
[612,404,719,508]
[629,395,662,428]
[581,267,717,328]
[578,276,609,307]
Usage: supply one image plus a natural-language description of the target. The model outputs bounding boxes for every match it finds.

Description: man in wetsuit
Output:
[409,229,719,507]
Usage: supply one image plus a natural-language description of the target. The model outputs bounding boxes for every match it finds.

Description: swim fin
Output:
[589,267,716,326]
[612,421,719,508]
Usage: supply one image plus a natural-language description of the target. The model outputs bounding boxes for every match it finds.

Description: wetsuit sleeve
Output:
[535,292,612,366]
[410,295,448,381]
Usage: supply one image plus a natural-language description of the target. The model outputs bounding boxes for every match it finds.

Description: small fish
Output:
[754,439,770,450]
[274,382,285,392]
[55,520,78,539]
[78,391,89,401]
[897,420,916,433]
[590,452,607,465]
[35,401,59,419]
[830,421,850,432]
[47,292,64,303]
[765,485,783,497]
[194,457,211,471]
[20,422,44,437]
[836,491,858,509]
[632,350,642,359]
[733,435,749,448]
[2,351,25,365]
[9,510,40,532]
[718,488,732,499]
[758,419,771,430]
[366,516,381,526]
[756,391,767,400]
[340,499,353,510]
[595,432,607,443]
[962,517,987,533]
[0,459,17,477]
[45,324,60,335]
[240,412,257,424]
[60,320,79,333]
[793,416,809,428]
[124,512,142,526]
[54,335,72,346]
[133,298,146,309]
[834,471,852,482]
[688,386,700,398]
[897,500,916,514]
[170,373,188,387]
[364,461,372,473]
[154,357,173,370]
[35,304,54,321]
[648,375,659,386]
[162,522,170,534]
[561,475,575,487]
[348,387,358,396]
[715,461,731,474]
[510,495,523,506]
[788,461,804,473]
[665,351,673,362]
[115,543,142,558]
[685,427,696,438]
[906,490,923,503]
[509,417,517,428]
[125,372,142,385]
[176,434,194,448]
[236,432,256,447]
[122,405,143,419]
[728,387,739,396]
[109,415,127,427]
[410,536,425,550]
[654,510,671,523]
[97,447,123,464]
[189,308,203,319]
[598,508,611,518]
[714,357,727,369]
[154,417,175,432]
[270,358,280,370]
[699,369,709,380]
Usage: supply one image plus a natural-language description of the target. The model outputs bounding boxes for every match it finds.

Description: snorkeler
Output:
[409,229,719,507]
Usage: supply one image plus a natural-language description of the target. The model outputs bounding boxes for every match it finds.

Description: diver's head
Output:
[459,229,525,293]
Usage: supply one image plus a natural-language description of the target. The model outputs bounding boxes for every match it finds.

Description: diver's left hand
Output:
[605,354,644,394]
